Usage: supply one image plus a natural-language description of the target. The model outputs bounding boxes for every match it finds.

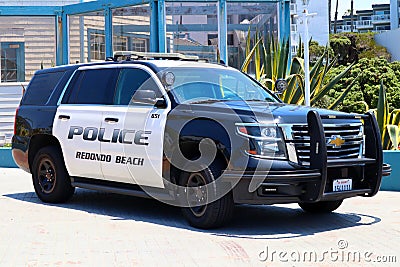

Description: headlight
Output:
[236,124,287,159]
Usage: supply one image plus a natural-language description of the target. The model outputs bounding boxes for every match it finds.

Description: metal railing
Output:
[334,25,354,33]
[0,83,25,146]
[291,24,297,33]
[290,3,297,14]
[356,20,372,28]
[372,14,390,22]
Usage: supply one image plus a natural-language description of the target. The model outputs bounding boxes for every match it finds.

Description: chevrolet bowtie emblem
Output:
[328,135,345,148]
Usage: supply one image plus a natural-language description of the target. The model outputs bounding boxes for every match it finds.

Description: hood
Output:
[182,101,361,124]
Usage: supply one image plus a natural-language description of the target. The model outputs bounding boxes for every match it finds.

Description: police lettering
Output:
[68,126,151,145]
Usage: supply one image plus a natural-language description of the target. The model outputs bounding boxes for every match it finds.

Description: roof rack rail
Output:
[113,51,202,62]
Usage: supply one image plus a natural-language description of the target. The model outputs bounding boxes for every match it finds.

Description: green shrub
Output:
[330,32,391,65]
[326,57,400,113]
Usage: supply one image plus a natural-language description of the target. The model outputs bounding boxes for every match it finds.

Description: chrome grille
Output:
[290,124,364,165]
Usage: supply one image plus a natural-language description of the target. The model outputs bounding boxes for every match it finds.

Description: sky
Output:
[332,0,389,18]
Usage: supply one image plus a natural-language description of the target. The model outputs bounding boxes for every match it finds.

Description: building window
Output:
[132,39,147,52]
[207,15,218,25]
[207,34,217,46]
[89,32,105,61]
[207,15,233,27]
[89,29,149,60]
[113,36,128,52]
[1,42,25,82]
[207,33,234,46]
[375,25,390,31]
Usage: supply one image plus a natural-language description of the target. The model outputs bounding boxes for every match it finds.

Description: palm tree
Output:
[329,0,332,34]
[334,0,339,33]
[350,0,354,32]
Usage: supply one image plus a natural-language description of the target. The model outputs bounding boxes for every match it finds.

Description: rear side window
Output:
[63,68,117,105]
[22,71,65,105]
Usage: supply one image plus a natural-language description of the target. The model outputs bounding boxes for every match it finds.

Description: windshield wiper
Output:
[245,98,276,102]
[187,99,221,104]
[245,99,266,102]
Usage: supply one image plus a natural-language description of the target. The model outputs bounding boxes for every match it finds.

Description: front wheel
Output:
[32,146,75,203]
[299,200,343,213]
[179,163,234,229]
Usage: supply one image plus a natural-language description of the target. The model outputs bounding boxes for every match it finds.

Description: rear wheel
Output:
[299,200,343,213]
[180,162,234,229]
[32,146,75,203]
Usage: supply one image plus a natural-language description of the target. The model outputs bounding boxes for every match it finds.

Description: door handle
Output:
[105,117,119,123]
[58,115,70,120]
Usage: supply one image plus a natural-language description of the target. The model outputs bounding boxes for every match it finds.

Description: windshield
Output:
[161,67,278,104]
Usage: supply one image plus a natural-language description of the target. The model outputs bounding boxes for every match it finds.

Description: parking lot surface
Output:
[0,167,399,266]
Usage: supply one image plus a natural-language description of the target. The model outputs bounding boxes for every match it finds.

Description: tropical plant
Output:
[241,31,355,108]
[241,31,290,86]
[333,0,339,34]
[370,81,400,150]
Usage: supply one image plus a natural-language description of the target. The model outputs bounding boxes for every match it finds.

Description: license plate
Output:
[333,179,352,192]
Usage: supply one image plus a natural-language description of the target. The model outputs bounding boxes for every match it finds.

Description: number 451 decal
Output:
[151,114,160,119]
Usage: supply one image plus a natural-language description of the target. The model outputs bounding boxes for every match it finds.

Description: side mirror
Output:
[155,97,167,108]
[132,90,157,105]
[275,79,288,95]
[132,90,167,108]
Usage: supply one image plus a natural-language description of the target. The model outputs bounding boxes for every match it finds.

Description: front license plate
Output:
[333,179,352,192]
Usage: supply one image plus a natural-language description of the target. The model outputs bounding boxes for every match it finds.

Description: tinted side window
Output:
[22,71,65,105]
[114,68,159,105]
[65,68,117,105]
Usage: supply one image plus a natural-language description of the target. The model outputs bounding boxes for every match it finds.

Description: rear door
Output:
[53,66,118,179]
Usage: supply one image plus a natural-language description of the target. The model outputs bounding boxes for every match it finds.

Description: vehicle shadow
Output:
[4,189,381,240]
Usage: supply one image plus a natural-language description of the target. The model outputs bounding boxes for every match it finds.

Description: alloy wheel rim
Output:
[38,158,56,193]
[186,173,208,217]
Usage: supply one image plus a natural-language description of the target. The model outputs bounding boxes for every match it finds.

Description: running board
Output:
[71,177,175,201]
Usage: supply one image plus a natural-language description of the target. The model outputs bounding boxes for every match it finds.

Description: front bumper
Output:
[223,111,391,205]
[224,168,388,205]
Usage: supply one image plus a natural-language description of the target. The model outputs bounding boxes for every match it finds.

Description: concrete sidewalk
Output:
[0,167,399,266]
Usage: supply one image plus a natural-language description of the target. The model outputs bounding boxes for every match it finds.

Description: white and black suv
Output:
[12,52,391,229]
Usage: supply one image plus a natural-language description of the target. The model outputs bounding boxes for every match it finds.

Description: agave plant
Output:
[241,30,293,92]
[370,81,400,150]
[241,30,356,108]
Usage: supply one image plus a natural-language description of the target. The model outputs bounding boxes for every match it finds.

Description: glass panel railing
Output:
[166,2,219,63]
[69,11,105,63]
[112,4,151,54]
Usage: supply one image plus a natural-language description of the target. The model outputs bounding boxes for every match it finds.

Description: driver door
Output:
[100,66,170,188]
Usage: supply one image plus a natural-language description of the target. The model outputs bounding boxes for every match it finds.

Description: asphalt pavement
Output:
[0,167,399,266]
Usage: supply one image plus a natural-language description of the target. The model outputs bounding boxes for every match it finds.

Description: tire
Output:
[32,146,75,203]
[299,200,343,213]
[179,161,234,229]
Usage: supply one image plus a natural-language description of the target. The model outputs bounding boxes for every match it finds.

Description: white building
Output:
[390,0,400,29]
[375,1,400,61]
[290,0,330,55]
[334,4,390,34]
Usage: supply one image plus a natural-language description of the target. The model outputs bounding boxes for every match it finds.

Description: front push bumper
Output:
[223,111,392,205]
[224,165,391,205]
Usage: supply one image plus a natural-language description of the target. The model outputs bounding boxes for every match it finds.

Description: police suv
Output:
[12,52,391,229]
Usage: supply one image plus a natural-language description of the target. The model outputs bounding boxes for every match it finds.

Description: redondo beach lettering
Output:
[75,151,144,166]
[76,151,111,162]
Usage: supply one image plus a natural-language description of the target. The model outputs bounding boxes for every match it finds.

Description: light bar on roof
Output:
[113,51,200,61]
